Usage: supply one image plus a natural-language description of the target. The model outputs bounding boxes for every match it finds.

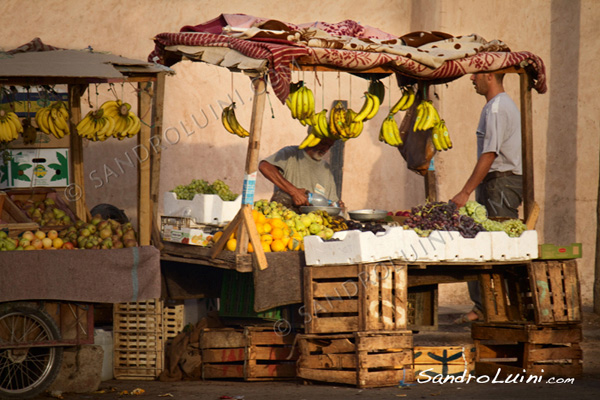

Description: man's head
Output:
[471,72,505,100]
[304,138,335,161]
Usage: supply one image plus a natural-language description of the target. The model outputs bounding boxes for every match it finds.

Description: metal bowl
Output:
[348,209,388,222]
[300,205,342,216]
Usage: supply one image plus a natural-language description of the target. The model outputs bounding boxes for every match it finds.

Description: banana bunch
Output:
[367,80,385,104]
[221,104,250,138]
[352,92,380,123]
[390,86,416,114]
[286,82,315,124]
[330,102,364,140]
[76,109,115,141]
[99,100,141,140]
[431,119,453,151]
[413,100,453,151]
[379,114,403,147]
[35,102,70,139]
[0,109,22,143]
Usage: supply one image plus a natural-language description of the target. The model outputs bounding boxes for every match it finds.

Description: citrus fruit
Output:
[212,231,223,243]
[248,241,254,253]
[271,227,284,240]
[226,238,237,251]
[262,223,272,234]
[261,242,272,252]
[287,235,302,251]
[260,234,273,245]
[270,239,286,252]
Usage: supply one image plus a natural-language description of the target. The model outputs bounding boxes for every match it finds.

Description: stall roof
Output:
[1,38,174,85]
[149,14,547,103]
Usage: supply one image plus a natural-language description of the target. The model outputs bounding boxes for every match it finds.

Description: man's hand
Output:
[290,188,309,206]
[450,192,469,210]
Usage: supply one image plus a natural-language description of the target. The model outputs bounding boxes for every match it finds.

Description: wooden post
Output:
[67,84,88,221]
[138,81,153,246]
[520,72,534,219]
[150,72,166,249]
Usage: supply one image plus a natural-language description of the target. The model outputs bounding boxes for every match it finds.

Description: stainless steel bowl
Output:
[348,209,388,221]
[300,206,342,216]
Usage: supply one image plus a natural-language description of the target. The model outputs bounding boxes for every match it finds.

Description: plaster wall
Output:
[1,0,598,306]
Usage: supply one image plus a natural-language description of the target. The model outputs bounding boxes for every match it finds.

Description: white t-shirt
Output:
[476,92,522,175]
[262,146,339,202]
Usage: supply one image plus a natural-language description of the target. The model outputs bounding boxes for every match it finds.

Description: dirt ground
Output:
[31,307,600,400]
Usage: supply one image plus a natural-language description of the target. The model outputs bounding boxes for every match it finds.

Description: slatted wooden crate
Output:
[413,345,476,380]
[200,326,298,381]
[472,322,583,379]
[0,191,38,237]
[479,265,535,323]
[303,261,407,334]
[297,331,414,388]
[528,260,582,325]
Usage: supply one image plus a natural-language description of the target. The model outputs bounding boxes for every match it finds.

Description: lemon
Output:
[260,234,273,245]
[212,231,223,243]
[261,242,272,252]
[271,239,286,252]
[271,227,284,240]
[226,238,237,251]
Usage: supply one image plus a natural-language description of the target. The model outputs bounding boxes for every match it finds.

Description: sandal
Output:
[453,308,484,325]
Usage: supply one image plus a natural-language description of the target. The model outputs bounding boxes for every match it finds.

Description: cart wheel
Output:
[0,304,64,399]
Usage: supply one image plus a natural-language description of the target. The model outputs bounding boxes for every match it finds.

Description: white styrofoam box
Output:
[489,230,539,261]
[94,328,113,381]
[517,230,539,259]
[163,191,241,226]
[400,229,448,262]
[443,231,493,262]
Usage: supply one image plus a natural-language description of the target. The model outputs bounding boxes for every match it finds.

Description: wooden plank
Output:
[363,264,381,331]
[529,261,555,324]
[413,346,476,364]
[471,324,527,342]
[297,367,357,385]
[361,350,413,369]
[309,265,359,279]
[246,363,296,379]
[254,346,297,360]
[241,205,267,270]
[476,341,522,360]
[312,299,358,314]
[299,353,357,369]
[394,265,408,329]
[313,281,360,298]
[138,81,153,246]
[303,266,315,333]
[528,345,582,363]
[562,260,582,322]
[526,201,540,230]
[203,364,244,379]
[210,210,242,259]
[310,337,355,354]
[548,261,567,322]
[356,333,413,352]
[247,329,296,346]
[312,316,358,333]
[520,72,535,219]
[202,348,245,363]
[200,329,245,348]
[150,71,166,249]
[358,369,412,388]
[528,326,582,344]
[68,84,88,221]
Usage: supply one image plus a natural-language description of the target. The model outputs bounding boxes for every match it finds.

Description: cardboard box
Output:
[163,191,241,226]
[0,148,69,188]
[538,243,582,259]
[162,226,216,246]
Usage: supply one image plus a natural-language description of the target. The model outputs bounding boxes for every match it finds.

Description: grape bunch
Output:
[459,200,527,237]
[345,220,386,234]
[404,201,485,238]
[171,179,239,201]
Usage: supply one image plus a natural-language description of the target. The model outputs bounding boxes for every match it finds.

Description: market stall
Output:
[148,15,580,387]
[0,38,167,397]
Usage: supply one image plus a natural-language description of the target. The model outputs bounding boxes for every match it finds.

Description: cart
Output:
[0,39,167,397]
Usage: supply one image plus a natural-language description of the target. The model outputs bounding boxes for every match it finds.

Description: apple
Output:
[42,237,53,249]
[47,230,58,240]
[22,231,35,242]
[31,238,43,250]
[19,239,30,248]
[52,237,64,249]
[34,230,46,240]
[62,242,75,250]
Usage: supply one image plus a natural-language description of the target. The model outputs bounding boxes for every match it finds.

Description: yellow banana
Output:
[353,92,373,123]
[365,92,380,121]
[288,90,299,119]
[35,108,51,134]
[333,106,350,138]
[390,88,410,114]
[221,106,236,135]
[304,86,315,120]
[440,120,453,149]
[0,121,10,142]
[46,112,61,138]
[401,87,416,111]
[421,101,440,131]
[317,110,330,138]
[7,112,23,133]
[126,113,142,137]
[431,128,444,151]
[76,112,94,138]
[368,80,385,105]
[308,130,321,147]
[227,106,250,138]
[299,132,318,149]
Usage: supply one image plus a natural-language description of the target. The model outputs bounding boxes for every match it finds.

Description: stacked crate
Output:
[298,261,414,388]
[199,326,298,381]
[113,299,184,380]
[473,259,583,379]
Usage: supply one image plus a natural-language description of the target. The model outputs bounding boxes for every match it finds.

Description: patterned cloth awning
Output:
[149,14,547,103]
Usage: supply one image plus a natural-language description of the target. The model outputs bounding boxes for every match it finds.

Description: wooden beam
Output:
[520,72,535,219]
[150,72,166,249]
[67,84,88,221]
[137,81,153,246]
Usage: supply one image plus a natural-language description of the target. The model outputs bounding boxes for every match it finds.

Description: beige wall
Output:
[1,0,598,306]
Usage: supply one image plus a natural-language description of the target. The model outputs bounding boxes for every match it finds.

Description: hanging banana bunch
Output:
[412,96,453,152]
[379,114,403,147]
[35,101,70,139]
[76,109,114,142]
[100,100,141,140]
[221,103,250,138]
[390,86,416,114]
[0,108,22,143]
[352,91,380,123]
[286,81,315,124]
[367,79,385,105]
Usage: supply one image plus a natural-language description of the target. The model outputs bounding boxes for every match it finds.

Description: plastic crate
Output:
[219,270,281,321]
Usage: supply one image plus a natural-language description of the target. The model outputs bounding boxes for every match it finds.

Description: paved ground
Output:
[31,306,600,400]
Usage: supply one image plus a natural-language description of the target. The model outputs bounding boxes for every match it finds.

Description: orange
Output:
[261,242,272,253]
[260,234,273,245]
[287,235,303,251]
[255,222,264,235]
[257,213,267,225]
[248,241,254,253]
[212,231,223,243]
[252,209,260,222]
[262,222,272,234]
[279,236,290,248]
[226,238,237,251]
[270,239,286,252]
[271,227,284,240]
[268,218,286,229]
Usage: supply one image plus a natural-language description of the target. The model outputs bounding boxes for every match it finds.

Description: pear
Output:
[124,239,137,248]
[113,240,124,249]
[86,224,97,234]
[99,227,112,239]
[122,229,136,242]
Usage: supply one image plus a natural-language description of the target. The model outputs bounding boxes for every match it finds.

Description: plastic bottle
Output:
[308,192,338,207]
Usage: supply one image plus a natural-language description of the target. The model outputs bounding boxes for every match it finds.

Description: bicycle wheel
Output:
[0,303,64,399]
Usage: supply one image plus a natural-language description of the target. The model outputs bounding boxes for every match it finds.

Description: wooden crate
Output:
[0,191,38,237]
[413,345,476,380]
[163,302,185,341]
[407,284,438,331]
[6,188,78,230]
[200,326,298,381]
[479,265,535,323]
[297,331,414,388]
[528,260,582,325]
[43,302,93,343]
[472,322,583,379]
[303,261,407,334]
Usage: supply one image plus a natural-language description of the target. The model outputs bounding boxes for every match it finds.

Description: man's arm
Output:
[258,160,309,206]
[450,152,497,209]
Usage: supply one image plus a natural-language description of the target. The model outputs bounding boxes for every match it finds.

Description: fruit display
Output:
[459,200,527,237]
[221,103,250,138]
[286,82,315,124]
[0,108,23,143]
[34,101,70,139]
[379,114,403,146]
[76,100,141,141]
[170,178,238,201]
[13,197,73,227]
[413,98,453,152]
[404,201,485,238]
[60,216,138,250]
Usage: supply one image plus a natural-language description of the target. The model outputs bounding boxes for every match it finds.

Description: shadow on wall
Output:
[544,0,580,243]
